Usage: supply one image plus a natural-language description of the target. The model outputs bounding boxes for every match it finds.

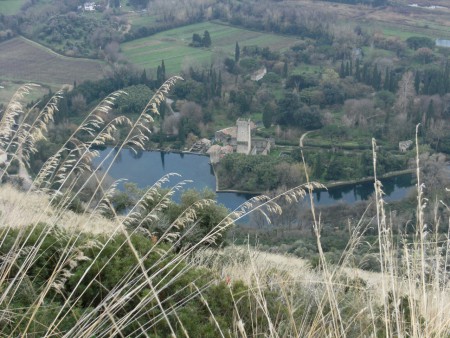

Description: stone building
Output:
[211,119,274,162]
[250,67,267,81]
[207,144,233,164]
[236,118,252,155]
[399,140,413,152]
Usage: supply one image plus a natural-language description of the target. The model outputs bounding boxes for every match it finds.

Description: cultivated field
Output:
[0,0,27,15]
[121,22,301,74]
[0,37,106,87]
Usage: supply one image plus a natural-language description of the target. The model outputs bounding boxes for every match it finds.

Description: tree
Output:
[263,103,273,128]
[321,68,339,85]
[71,93,87,114]
[414,71,420,94]
[140,69,148,85]
[406,36,434,50]
[55,95,69,123]
[424,99,434,128]
[395,71,415,122]
[372,64,381,90]
[216,71,222,97]
[115,84,154,115]
[339,61,345,78]
[161,59,166,80]
[156,66,163,86]
[156,60,166,86]
[158,99,167,145]
[235,41,240,62]
[224,58,236,73]
[355,58,361,81]
[191,33,202,47]
[383,67,390,91]
[202,30,211,47]
[415,47,433,64]
[283,61,288,78]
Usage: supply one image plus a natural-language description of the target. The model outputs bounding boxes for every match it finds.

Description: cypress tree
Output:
[389,71,396,92]
[425,99,434,128]
[283,61,288,78]
[444,61,450,93]
[235,41,240,62]
[355,59,360,81]
[161,60,166,81]
[362,63,368,84]
[262,104,272,129]
[372,64,380,89]
[211,68,217,95]
[217,71,222,97]
[157,65,162,86]
[414,71,420,94]
[339,61,345,78]
[383,67,390,91]
[202,30,211,47]
[56,95,69,124]
[345,61,350,77]
[140,69,148,85]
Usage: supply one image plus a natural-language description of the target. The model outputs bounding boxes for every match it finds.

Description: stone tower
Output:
[236,118,251,155]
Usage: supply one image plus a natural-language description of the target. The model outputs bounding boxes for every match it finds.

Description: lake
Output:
[93,148,416,212]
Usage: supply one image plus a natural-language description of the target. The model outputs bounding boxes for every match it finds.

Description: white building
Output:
[84,2,96,11]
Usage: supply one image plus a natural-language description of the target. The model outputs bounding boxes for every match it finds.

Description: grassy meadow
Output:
[125,12,158,28]
[0,0,27,15]
[121,21,300,73]
[0,81,50,105]
[0,37,106,87]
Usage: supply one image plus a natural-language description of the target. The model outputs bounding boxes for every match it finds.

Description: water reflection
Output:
[93,148,415,211]
[160,151,165,170]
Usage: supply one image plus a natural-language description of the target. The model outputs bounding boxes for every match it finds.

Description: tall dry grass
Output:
[0,82,448,337]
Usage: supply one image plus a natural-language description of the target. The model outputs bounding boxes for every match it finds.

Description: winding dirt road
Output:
[299,131,312,148]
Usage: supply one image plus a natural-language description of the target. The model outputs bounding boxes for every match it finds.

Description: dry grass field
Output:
[0,37,106,87]
[294,0,450,39]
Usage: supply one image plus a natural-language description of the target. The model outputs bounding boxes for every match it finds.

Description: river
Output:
[93,147,416,212]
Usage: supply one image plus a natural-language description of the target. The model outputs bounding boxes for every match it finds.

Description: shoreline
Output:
[323,169,415,189]
[215,169,416,195]
[98,145,416,195]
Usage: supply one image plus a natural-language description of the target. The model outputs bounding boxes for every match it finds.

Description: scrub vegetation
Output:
[0,83,448,337]
[0,1,450,335]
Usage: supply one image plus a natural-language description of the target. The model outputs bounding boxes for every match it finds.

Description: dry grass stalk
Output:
[0,82,448,337]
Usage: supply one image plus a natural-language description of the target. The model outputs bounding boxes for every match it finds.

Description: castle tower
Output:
[236,118,251,155]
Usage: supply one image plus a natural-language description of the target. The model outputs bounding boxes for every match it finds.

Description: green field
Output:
[121,22,301,74]
[0,37,106,87]
[126,13,158,28]
[0,81,51,106]
[0,0,27,15]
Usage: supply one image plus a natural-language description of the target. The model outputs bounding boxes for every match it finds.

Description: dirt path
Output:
[299,130,313,147]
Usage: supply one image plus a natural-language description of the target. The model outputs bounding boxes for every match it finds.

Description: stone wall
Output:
[236,119,251,154]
